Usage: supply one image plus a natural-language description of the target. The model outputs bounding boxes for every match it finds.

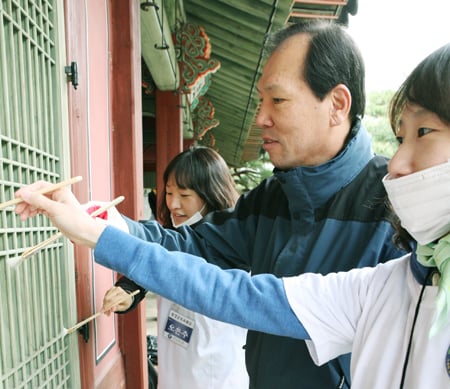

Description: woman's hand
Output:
[14,181,105,248]
[102,286,134,315]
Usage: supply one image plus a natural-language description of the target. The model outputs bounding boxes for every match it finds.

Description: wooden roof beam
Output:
[294,0,347,6]
[290,12,339,19]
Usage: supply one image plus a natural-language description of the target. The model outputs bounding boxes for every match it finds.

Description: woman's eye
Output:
[418,127,433,137]
[273,98,284,104]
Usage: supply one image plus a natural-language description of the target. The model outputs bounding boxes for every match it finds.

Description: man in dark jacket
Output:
[118,21,405,388]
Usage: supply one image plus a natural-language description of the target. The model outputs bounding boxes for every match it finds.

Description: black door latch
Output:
[64,61,79,90]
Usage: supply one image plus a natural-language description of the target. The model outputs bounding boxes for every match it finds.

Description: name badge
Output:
[163,306,195,348]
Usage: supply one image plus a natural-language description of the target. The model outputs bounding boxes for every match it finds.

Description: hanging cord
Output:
[155,1,169,50]
[140,1,169,50]
[399,269,434,388]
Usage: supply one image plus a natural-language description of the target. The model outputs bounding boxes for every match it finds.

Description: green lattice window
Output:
[0,1,79,387]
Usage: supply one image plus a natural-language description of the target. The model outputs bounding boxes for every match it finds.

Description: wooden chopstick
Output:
[65,289,140,335]
[20,195,125,260]
[0,176,83,210]
[20,232,64,260]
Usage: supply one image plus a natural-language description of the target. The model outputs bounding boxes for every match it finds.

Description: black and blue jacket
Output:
[124,119,406,389]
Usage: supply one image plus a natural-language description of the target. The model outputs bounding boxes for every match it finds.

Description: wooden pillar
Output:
[155,90,183,198]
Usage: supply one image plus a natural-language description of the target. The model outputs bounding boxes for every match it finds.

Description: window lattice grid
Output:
[0,0,57,155]
[0,0,76,388]
[0,141,72,388]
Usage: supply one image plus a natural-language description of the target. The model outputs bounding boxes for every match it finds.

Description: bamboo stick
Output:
[65,289,141,335]
[0,176,83,210]
[7,195,125,267]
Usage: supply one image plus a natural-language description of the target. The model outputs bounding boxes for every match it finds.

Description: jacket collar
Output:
[410,243,438,285]
[274,119,374,208]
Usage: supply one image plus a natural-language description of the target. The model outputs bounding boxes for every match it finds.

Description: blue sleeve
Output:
[122,188,266,271]
[94,226,309,339]
[123,216,249,270]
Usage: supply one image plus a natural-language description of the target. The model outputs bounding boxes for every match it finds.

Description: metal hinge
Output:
[78,322,90,343]
[64,61,79,90]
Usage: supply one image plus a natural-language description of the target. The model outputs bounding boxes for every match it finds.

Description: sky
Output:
[346,0,450,91]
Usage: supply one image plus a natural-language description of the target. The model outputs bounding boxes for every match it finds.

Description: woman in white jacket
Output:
[102,146,249,389]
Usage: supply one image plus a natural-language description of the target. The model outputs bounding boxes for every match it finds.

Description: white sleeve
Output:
[282,267,373,365]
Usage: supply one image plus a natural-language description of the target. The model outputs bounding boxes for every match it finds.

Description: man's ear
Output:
[329,84,352,126]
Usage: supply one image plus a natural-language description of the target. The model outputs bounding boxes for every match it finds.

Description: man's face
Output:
[256,35,343,170]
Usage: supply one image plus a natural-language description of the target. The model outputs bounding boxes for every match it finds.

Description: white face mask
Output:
[170,204,206,228]
[382,161,450,245]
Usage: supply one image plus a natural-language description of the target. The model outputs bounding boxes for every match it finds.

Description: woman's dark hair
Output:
[389,43,450,133]
[158,146,239,227]
[387,43,450,250]
[264,20,366,122]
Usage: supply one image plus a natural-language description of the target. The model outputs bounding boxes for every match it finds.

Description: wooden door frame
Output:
[64,0,147,388]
